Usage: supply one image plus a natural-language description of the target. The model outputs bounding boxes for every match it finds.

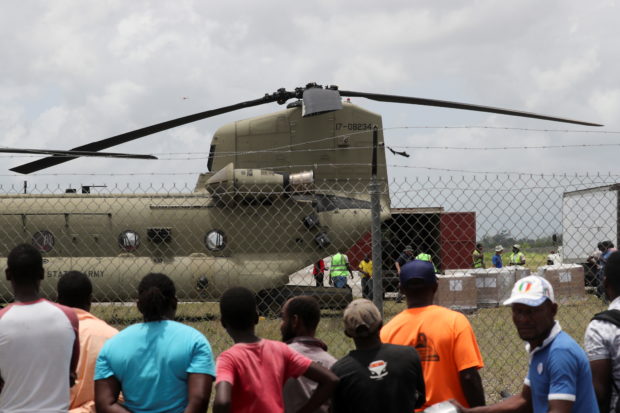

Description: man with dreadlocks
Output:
[94,273,215,413]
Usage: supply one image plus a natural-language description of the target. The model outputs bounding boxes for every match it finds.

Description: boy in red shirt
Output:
[213,287,338,413]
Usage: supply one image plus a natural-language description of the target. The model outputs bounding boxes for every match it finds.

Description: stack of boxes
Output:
[536,264,585,302]
[434,271,477,313]
[431,264,584,312]
[471,268,519,308]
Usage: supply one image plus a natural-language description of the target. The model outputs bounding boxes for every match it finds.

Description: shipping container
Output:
[347,208,476,291]
[562,184,620,263]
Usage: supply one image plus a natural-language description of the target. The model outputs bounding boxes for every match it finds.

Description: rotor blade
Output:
[2,147,156,160]
[339,90,603,127]
[10,91,294,174]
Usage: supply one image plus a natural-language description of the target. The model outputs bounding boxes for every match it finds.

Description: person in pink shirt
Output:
[213,287,339,413]
[57,271,119,413]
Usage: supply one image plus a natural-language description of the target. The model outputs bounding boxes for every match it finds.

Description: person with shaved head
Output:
[0,244,80,412]
[280,295,337,413]
[213,287,338,413]
[57,271,118,413]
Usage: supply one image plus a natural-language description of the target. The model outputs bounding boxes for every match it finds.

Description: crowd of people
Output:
[1,242,620,412]
[588,240,618,298]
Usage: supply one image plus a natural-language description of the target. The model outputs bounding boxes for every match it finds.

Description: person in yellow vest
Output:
[358,255,373,300]
[509,244,526,266]
[415,251,438,272]
[472,243,485,269]
[330,252,354,288]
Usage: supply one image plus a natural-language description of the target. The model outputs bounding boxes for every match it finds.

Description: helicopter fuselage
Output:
[0,189,377,301]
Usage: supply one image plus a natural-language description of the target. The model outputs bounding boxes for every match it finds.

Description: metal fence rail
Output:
[0,173,617,402]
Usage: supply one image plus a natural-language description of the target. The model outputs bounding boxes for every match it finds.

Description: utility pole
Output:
[370,126,384,316]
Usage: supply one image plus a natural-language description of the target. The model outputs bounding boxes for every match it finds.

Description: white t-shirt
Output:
[585,296,620,412]
[0,299,79,413]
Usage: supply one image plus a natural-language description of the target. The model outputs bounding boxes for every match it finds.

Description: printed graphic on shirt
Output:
[368,360,388,380]
[537,362,544,375]
[415,333,440,361]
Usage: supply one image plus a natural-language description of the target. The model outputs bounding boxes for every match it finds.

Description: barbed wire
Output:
[1,125,619,161]
[382,125,620,134]
[0,162,619,179]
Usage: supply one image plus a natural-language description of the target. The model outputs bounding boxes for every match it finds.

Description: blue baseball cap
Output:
[400,260,437,286]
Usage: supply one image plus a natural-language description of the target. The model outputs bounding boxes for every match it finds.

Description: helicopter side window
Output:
[119,230,140,252]
[32,230,55,253]
[205,230,226,251]
[147,228,172,244]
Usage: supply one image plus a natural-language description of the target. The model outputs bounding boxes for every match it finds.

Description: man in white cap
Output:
[330,299,425,413]
[492,245,504,268]
[509,244,526,266]
[451,275,597,413]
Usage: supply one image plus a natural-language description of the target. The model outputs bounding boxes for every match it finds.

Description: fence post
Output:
[371,126,384,316]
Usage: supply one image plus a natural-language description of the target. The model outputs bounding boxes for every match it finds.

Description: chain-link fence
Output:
[0,172,617,402]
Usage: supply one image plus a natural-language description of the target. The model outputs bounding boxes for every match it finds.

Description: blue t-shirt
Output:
[525,327,597,413]
[95,320,215,413]
[492,254,503,268]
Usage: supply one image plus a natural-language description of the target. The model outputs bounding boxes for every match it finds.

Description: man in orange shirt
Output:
[380,260,485,410]
[57,271,118,413]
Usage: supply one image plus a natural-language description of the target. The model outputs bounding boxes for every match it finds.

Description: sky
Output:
[0,0,619,194]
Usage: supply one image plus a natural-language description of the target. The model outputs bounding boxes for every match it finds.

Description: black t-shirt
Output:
[396,252,414,267]
[331,343,425,413]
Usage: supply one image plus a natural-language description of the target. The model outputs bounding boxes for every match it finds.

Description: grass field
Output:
[91,291,607,404]
[482,251,553,272]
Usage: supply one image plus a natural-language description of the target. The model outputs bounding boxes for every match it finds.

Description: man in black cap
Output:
[394,245,415,303]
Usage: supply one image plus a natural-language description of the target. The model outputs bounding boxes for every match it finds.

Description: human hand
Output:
[446,399,468,413]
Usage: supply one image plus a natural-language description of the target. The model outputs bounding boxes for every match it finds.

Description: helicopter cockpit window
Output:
[119,230,140,252]
[207,144,216,172]
[205,230,226,251]
[32,230,55,253]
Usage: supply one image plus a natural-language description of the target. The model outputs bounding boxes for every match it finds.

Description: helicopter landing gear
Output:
[257,285,353,317]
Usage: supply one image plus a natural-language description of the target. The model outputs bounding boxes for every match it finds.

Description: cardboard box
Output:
[444,269,474,275]
[537,264,585,301]
[514,266,531,280]
[434,272,477,312]
[471,268,516,307]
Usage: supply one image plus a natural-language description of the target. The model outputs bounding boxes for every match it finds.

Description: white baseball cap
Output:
[503,275,555,306]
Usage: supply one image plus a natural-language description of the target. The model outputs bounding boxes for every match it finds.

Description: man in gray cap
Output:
[330,298,425,413]
[492,245,504,268]
[451,275,597,413]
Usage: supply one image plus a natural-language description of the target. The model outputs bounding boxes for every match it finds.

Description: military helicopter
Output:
[0,83,601,306]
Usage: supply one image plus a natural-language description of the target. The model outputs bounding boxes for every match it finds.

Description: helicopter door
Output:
[65,213,113,256]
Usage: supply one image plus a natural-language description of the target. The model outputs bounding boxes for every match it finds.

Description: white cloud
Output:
[0,0,617,189]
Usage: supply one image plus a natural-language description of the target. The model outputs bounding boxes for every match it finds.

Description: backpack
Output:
[592,309,620,412]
